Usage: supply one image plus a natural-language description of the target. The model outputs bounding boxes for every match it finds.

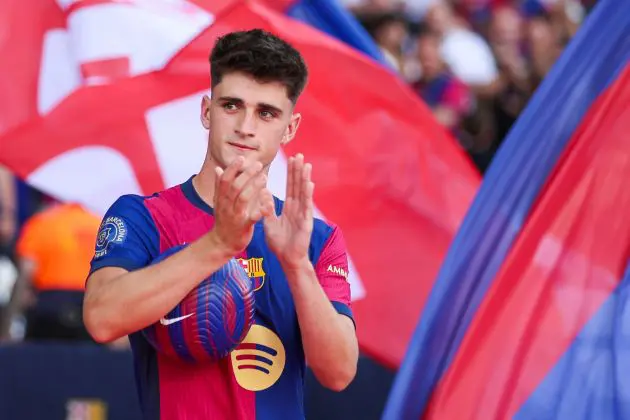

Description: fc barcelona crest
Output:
[237,258,266,291]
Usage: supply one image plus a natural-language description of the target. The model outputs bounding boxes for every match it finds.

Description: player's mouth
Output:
[228,142,258,151]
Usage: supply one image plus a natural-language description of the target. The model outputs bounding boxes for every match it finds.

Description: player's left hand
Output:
[263,154,314,270]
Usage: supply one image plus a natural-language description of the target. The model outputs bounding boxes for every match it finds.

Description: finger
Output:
[257,188,277,219]
[228,161,263,204]
[261,190,278,232]
[292,154,303,201]
[304,181,314,219]
[213,167,223,204]
[297,159,308,208]
[260,189,277,219]
[285,156,294,201]
[234,173,267,217]
[300,162,312,201]
[246,186,270,223]
[287,154,303,214]
[217,157,244,201]
[301,163,314,218]
[249,206,263,222]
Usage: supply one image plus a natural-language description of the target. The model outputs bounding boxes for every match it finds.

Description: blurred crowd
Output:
[0,171,110,345]
[344,0,597,172]
[0,0,597,347]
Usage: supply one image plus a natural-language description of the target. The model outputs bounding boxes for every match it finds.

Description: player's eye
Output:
[222,102,238,111]
[259,110,276,120]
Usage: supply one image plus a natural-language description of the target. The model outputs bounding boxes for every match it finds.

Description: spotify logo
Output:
[231,325,286,391]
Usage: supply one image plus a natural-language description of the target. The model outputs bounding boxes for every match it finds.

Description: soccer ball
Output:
[141,244,255,363]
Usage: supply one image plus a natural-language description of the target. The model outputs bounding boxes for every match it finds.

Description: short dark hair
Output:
[210,29,309,104]
[416,25,441,43]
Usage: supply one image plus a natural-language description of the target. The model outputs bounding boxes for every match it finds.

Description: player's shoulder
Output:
[311,218,345,263]
[142,182,190,218]
[312,217,337,242]
[92,193,163,266]
[305,217,346,267]
[102,192,166,234]
[109,179,188,211]
[104,181,190,231]
[106,193,153,216]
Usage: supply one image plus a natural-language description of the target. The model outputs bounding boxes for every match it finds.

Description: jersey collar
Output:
[180,175,214,215]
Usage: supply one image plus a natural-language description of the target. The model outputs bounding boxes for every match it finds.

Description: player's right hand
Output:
[211,156,271,255]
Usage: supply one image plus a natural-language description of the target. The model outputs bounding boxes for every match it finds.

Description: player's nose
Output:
[235,110,257,137]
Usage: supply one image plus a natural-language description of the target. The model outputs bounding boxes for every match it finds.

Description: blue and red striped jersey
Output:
[89,176,354,420]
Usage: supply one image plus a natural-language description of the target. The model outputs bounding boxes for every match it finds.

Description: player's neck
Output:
[192,165,217,208]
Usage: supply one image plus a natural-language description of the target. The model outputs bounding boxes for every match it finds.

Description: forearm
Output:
[84,232,231,342]
[283,259,358,391]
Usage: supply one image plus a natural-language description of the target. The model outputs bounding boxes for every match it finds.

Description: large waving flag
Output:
[0,0,480,367]
[384,0,630,418]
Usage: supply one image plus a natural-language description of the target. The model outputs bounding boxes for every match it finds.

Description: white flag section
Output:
[40,0,214,114]
[27,0,366,301]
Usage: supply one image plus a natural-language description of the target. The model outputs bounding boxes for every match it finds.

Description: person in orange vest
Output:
[3,202,101,341]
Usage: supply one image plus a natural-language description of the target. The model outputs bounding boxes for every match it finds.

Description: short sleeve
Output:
[89,195,160,275]
[314,225,353,323]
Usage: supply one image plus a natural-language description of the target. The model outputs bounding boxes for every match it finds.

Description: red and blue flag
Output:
[384,0,630,418]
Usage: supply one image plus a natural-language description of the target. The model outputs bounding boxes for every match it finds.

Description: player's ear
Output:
[200,95,211,130]
[282,113,302,145]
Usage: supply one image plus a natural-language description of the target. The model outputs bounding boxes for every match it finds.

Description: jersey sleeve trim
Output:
[90,256,147,274]
[332,301,355,329]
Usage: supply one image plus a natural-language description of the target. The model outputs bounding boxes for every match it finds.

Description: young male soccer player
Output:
[83,29,359,419]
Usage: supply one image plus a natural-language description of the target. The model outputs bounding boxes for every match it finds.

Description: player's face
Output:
[200,72,301,171]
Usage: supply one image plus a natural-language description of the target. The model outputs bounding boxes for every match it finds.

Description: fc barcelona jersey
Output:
[88,176,354,420]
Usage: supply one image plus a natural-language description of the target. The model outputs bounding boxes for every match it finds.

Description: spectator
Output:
[359,11,411,72]
[526,10,564,90]
[411,28,472,135]
[424,0,499,89]
[1,202,101,342]
[341,0,405,14]
[487,5,532,150]
[345,0,594,174]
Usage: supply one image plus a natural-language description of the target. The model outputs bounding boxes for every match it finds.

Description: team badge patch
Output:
[94,216,127,258]
[237,258,266,291]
